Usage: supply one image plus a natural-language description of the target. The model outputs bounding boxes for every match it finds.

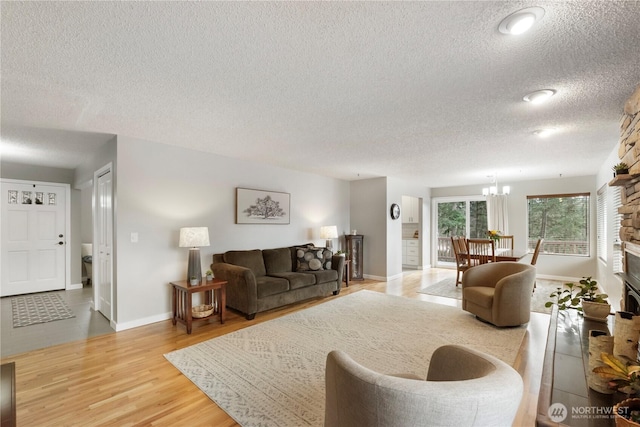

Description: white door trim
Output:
[92,163,115,326]
[1,178,71,292]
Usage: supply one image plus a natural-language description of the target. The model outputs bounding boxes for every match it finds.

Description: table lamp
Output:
[179,227,210,283]
[320,225,338,250]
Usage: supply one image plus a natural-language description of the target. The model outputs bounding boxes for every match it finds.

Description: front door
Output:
[1,180,67,296]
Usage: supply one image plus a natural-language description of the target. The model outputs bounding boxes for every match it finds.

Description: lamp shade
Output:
[179,227,210,248]
[320,225,338,239]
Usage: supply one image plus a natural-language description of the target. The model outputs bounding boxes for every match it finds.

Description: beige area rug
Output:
[165,290,527,427]
[417,276,566,314]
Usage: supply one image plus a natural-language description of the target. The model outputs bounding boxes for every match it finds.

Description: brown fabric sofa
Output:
[211,244,345,320]
[462,261,536,327]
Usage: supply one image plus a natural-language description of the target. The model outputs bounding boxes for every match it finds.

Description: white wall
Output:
[114,136,350,328]
[350,178,387,279]
[431,175,598,280]
[80,186,93,243]
[350,177,430,280]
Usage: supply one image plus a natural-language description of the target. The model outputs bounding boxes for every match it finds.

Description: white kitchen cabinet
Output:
[401,196,420,223]
[402,239,419,267]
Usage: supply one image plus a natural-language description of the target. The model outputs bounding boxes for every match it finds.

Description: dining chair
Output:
[467,239,496,266]
[451,236,470,286]
[495,235,514,251]
[531,238,544,266]
[530,238,544,292]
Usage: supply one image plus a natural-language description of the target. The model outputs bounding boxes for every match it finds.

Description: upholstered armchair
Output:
[324,345,523,427]
[462,261,536,327]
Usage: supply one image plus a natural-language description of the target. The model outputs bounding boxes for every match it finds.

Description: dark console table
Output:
[1,362,16,427]
[537,307,628,426]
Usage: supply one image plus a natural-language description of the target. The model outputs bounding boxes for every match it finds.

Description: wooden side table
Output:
[343,259,351,287]
[170,278,227,334]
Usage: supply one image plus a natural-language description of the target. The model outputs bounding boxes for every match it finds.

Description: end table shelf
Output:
[170,278,227,334]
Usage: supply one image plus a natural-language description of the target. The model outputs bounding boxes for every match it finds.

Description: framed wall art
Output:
[236,188,290,224]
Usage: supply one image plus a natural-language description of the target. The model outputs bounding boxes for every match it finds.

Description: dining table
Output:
[494,248,528,262]
[461,248,529,262]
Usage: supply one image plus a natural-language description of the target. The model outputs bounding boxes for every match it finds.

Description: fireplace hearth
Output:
[622,243,640,314]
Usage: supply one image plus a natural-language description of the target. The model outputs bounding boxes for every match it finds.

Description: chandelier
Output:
[482,175,510,196]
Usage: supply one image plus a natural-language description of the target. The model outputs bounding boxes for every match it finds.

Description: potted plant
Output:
[577,277,610,321]
[545,277,610,321]
[614,162,630,177]
[545,282,582,311]
[335,250,348,257]
[205,270,213,281]
[189,276,199,286]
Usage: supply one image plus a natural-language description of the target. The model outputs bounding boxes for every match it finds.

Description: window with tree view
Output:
[527,193,590,256]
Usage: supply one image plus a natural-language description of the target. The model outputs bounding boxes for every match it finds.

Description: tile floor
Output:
[1,286,113,358]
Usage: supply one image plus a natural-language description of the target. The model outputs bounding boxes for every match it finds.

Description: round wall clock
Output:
[390,203,400,220]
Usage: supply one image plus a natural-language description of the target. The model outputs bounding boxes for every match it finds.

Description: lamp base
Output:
[187,248,202,283]
[325,239,333,250]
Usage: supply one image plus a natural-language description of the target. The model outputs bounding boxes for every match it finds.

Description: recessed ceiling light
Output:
[498,7,545,35]
[534,129,554,138]
[523,89,555,104]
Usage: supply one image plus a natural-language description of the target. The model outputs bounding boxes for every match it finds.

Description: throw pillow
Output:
[321,248,333,270]
[296,247,326,271]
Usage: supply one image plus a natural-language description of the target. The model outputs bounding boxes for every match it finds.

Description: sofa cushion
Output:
[263,248,293,274]
[224,249,266,277]
[269,272,316,290]
[464,287,495,309]
[296,247,332,271]
[307,269,338,284]
[256,276,290,298]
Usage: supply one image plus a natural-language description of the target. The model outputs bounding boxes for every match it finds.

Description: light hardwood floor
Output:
[1,268,548,426]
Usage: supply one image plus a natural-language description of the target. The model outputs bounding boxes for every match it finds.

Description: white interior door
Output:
[1,181,67,296]
[96,169,113,321]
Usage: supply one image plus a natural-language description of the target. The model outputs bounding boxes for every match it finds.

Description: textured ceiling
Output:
[1,1,639,187]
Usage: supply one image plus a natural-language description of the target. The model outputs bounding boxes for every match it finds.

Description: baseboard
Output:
[363,274,386,281]
[536,274,581,283]
[114,311,173,332]
[66,282,83,290]
[387,272,404,281]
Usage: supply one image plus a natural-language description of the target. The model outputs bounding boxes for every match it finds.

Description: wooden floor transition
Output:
[0,268,548,426]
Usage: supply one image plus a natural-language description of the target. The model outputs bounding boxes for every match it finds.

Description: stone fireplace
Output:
[611,84,640,311]
[612,85,640,239]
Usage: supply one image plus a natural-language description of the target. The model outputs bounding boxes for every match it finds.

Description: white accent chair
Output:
[81,243,93,286]
[324,345,523,427]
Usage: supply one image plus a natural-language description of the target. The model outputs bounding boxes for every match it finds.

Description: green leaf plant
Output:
[593,353,640,395]
[544,276,608,312]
